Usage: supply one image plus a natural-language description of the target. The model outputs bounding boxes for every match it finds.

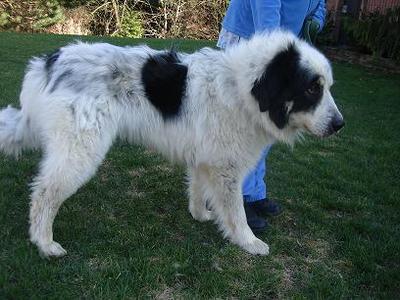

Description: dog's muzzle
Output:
[326,113,345,136]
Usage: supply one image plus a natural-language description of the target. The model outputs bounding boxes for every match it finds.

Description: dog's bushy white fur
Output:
[0,31,343,257]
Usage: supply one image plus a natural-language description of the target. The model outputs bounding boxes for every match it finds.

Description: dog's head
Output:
[249,32,344,140]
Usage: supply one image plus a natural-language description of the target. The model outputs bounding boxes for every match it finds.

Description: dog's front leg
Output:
[209,168,270,255]
[187,166,214,222]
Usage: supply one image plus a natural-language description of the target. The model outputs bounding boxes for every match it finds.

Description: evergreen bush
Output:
[115,9,143,38]
[343,7,400,61]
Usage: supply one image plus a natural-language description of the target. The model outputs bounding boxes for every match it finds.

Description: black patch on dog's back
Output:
[251,44,323,129]
[141,51,187,119]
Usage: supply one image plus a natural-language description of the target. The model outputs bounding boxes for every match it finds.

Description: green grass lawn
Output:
[0,32,399,299]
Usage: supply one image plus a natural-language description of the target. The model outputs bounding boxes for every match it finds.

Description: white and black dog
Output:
[0,31,343,257]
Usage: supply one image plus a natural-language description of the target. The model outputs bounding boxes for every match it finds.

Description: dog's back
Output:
[0,42,163,155]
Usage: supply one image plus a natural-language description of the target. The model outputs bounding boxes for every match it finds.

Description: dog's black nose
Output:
[331,115,345,133]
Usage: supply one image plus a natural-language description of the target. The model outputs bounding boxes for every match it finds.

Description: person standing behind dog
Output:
[217,0,326,232]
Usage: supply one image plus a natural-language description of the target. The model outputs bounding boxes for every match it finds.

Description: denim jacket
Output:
[221,0,326,39]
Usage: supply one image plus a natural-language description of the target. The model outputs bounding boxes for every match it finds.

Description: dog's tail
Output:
[0,105,38,157]
[0,56,48,157]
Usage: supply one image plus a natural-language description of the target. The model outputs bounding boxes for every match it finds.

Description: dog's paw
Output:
[38,241,67,258]
[241,238,270,256]
[190,209,213,222]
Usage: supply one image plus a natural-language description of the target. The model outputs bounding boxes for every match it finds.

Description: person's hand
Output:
[301,17,320,45]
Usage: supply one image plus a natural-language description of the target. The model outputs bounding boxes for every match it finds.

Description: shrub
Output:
[343,6,400,61]
[0,0,64,32]
[0,10,10,28]
[0,0,228,40]
[115,8,143,38]
[33,0,64,30]
[316,10,336,46]
[88,0,143,37]
[139,0,228,40]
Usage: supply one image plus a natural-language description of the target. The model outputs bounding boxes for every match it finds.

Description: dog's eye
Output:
[306,82,321,95]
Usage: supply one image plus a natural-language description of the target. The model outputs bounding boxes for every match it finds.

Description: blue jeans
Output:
[242,146,271,203]
[218,28,271,203]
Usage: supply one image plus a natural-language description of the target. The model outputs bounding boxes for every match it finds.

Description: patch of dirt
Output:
[153,164,175,174]
[322,46,400,74]
[280,259,295,291]
[126,185,145,199]
[272,255,297,296]
[154,285,175,300]
[154,283,184,300]
[305,238,330,263]
[128,167,146,178]
[87,256,112,271]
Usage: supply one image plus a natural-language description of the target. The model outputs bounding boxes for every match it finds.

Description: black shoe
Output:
[244,201,268,233]
[251,199,283,217]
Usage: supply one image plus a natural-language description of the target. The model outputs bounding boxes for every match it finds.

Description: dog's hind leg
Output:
[188,166,213,222]
[29,131,113,258]
[207,167,270,255]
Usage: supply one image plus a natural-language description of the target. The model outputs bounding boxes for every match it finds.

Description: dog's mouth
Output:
[304,121,345,138]
[323,115,345,137]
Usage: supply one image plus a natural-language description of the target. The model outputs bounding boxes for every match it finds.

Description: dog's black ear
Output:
[268,102,289,129]
[251,44,300,128]
[251,74,270,112]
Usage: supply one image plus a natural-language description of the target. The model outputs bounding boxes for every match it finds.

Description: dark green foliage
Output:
[0,0,227,39]
[116,9,143,38]
[0,0,64,32]
[33,0,64,30]
[316,10,336,46]
[0,32,399,298]
[343,7,400,61]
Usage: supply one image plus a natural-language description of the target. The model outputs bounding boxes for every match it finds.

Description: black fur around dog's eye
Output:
[306,81,321,95]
